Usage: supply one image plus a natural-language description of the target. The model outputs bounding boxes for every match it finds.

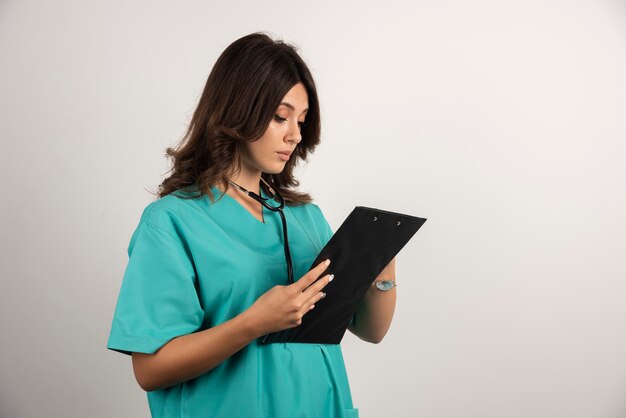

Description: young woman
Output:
[107,32,396,418]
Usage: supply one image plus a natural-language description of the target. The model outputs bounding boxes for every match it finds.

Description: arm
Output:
[132,309,261,392]
[347,257,396,344]
[132,260,333,392]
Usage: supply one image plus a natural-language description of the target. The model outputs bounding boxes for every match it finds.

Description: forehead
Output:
[278,102,308,113]
[279,83,308,111]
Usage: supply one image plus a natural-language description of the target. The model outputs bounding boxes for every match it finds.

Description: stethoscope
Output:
[228,177,294,285]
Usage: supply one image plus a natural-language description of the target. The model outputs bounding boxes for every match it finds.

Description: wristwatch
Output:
[372,279,397,291]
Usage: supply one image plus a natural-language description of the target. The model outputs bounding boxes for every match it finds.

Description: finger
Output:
[299,264,333,294]
[301,273,334,299]
[299,291,327,317]
[293,259,330,292]
[302,288,328,308]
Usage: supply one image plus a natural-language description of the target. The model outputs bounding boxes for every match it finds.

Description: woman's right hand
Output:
[244,259,334,336]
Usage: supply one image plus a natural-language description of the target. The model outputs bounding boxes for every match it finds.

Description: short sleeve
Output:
[107,217,204,356]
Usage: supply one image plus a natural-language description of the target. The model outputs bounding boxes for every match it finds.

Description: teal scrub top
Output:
[107,186,359,418]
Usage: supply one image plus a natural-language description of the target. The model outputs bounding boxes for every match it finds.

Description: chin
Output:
[266,169,285,175]
[264,163,287,175]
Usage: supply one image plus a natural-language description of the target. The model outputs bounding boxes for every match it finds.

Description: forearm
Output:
[133,309,262,392]
[348,284,396,343]
[348,257,397,343]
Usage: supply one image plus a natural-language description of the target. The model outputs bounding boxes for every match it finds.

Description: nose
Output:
[286,119,302,145]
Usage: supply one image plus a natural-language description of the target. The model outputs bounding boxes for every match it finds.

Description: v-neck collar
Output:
[204,185,285,243]
[216,184,268,224]
[195,185,322,263]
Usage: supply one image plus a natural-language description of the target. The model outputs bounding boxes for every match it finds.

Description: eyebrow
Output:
[279,102,309,114]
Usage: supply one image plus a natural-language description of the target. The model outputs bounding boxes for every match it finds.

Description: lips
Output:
[277,151,291,162]
[277,150,292,156]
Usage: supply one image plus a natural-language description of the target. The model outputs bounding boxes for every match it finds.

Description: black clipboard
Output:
[260,206,427,344]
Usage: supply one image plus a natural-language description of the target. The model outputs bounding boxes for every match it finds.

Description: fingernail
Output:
[310,304,316,310]
[325,259,331,266]
[321,292,326,299]
[328,274,334,282]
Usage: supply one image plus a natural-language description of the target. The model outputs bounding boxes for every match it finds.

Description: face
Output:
[240,82,309,175]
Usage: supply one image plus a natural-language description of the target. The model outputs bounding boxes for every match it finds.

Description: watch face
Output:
[375,280,396,291]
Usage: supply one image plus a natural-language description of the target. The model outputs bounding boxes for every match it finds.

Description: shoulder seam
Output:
[142,208,184,244]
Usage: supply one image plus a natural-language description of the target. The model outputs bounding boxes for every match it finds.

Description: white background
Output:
[1,1,625,417]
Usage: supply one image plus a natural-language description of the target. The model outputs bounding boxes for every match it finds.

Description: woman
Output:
[107,32,396,418]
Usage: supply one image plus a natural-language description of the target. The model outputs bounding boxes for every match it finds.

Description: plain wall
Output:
[1,0,625,417]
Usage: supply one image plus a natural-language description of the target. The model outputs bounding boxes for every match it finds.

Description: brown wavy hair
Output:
[152,32,321,206]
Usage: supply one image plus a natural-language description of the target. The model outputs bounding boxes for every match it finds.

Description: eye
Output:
[274,114,307,129]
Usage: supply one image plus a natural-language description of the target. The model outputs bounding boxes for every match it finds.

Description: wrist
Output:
[371,279,397,292]
[237,309,266,340]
